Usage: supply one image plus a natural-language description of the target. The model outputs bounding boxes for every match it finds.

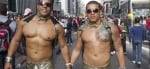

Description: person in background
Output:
[125,16,132,42]
[130,17,144,67]
[120,21,127,54]
[0,3,16,69]
[23,8,32,18]
[146,16,150,41]
[66,17,73,45]
[60,17,68,35]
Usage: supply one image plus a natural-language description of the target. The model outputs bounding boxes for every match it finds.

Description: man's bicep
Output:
[12,26,23,42]
[111,25,122,51]
[57,24,66,47]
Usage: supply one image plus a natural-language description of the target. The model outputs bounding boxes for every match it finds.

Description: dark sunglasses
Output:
[38,1,51,7]
[86,9,99,14]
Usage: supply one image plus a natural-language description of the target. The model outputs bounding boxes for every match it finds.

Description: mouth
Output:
[90,16,96,19]
[40,9,47,12]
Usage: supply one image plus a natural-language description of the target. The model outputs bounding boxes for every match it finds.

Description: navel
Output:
[47,37,51,40]
[94,54,98,57]
[34,51,38,54]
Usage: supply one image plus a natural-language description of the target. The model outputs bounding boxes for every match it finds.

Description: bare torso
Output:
[22,17,56,63]
[81,24,111,67]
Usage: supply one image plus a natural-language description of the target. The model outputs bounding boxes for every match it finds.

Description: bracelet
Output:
[65,63,73,66]
[5,56,12,63]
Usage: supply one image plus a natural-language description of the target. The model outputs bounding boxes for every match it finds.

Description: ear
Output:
[99,12,102,16]
[85,12,88,17]
[100,11,103,17]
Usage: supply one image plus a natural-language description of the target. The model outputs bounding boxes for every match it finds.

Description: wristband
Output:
[65,63,73,66]
[5,56,12,63]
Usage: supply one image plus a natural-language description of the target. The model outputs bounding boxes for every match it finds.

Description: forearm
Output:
[7,39,20,57]
[60,44,70,63]
[116,47,125,68]
[71,49,81,64]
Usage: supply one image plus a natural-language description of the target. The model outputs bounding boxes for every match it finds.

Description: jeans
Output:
[66,30,72,43]
[146,29,150,40]
[127,26,131,42]
[132,40,142,63]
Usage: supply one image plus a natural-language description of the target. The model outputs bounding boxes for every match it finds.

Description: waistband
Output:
[83,62,110,69]
[25,59,53,69]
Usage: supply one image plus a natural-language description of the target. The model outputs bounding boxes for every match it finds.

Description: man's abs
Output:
[25,42,53,64]
[83,49,110,67]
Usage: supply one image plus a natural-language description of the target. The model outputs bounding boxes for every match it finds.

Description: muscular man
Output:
[71,1,125,69]
[4,0,71,69]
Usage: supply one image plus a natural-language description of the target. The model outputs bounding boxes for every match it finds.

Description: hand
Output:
[4,62,13,69]
[15,16,23,26]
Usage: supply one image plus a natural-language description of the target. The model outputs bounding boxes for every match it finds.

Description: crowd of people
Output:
[0,0,150,69]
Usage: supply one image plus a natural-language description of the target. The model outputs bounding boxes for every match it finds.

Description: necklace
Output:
[88,22,100,28]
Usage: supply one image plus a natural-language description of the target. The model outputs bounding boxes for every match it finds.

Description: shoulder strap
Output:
[102,20,113,41]
[23,14,36,23]
[5,20,12,25]
[103,20,111,30]
[50,16,59,25]
[50,16,60,47]
[50,16,59,37]
[78,22,88,31]
[0,20,12,26]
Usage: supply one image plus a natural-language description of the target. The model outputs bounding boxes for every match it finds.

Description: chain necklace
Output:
[88,22,100,28]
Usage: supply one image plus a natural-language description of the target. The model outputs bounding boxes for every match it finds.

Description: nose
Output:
[42,4,47,7]
[91,11,94,14]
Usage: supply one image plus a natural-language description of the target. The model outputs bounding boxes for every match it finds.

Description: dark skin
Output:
[71,3,125,68]
[4,0,71,69]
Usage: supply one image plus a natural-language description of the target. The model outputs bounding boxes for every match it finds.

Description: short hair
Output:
[86,1,104,12]
[134,17,140,23]
[0,3,7,15]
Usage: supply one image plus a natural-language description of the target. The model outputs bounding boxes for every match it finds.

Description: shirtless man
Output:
[71,1,125,69]
[4,0,71,69]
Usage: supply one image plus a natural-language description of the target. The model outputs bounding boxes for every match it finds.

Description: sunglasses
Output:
[86,9,99,14]
[38,1,51,7]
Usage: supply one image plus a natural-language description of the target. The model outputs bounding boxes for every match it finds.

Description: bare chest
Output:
[82,28,97,42]
[81,26,111,42]
[23,21,56,40]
